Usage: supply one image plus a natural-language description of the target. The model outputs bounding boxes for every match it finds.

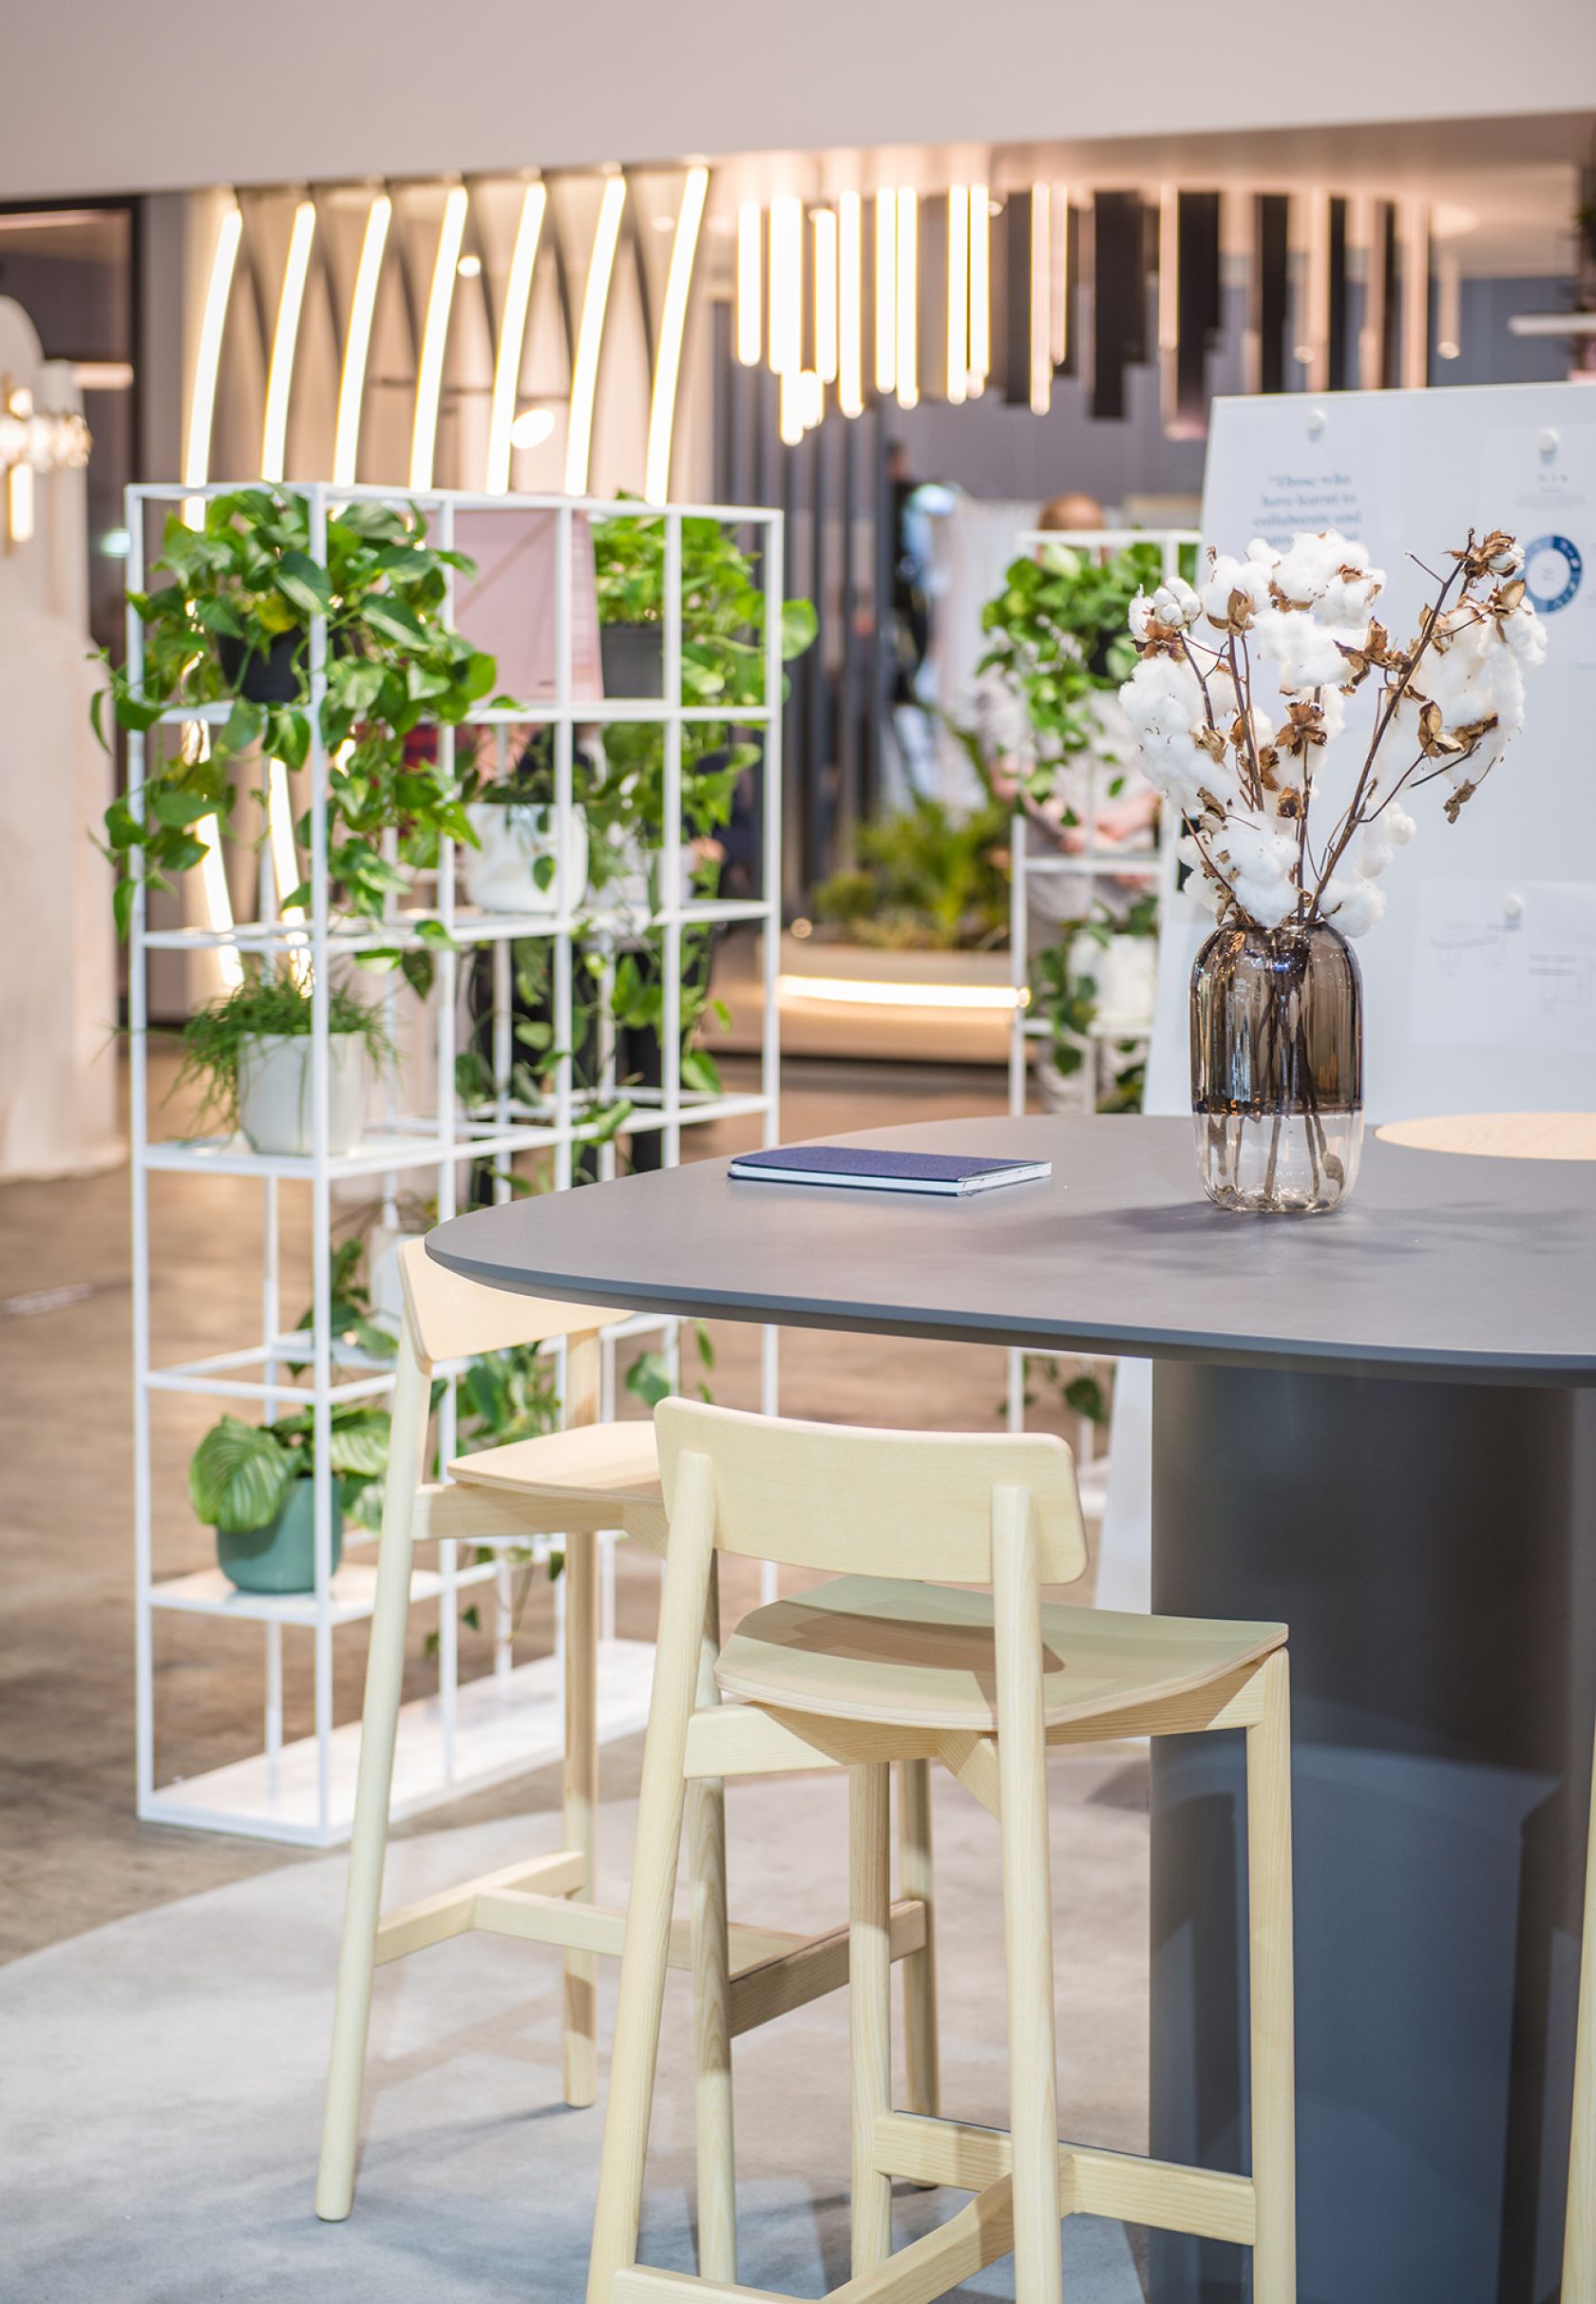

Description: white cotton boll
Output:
[1201,552,1275,630]
[1319,563,1386,626]
[1386,804,1416,846]
[1232,873,1299,930]
[1245,539,1280,568]
[1500,600,1548,666]
[1150,577,1202,627]
[1271,533,1339,607]
[1129,590,1154,641]
[1253,607,1349,695]
[1321,876,1386,938]
[1357,819,1398,880]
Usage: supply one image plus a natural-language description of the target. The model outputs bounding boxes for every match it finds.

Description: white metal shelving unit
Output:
[1003,527,1198,1495]
[128,481,785,1847]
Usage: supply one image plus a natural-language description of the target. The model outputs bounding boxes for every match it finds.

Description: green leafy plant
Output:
[812,794,1011,951]
[189,1402,390,1532]
[96,487,497,940]
[1031,892,1158,1109]
[173,965,394,1134]
[622,1319,716,1411]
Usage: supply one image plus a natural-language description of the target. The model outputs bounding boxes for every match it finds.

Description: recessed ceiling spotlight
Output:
[509,405,557,448]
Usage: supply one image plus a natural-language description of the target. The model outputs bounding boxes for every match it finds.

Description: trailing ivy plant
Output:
[95,488,497,950]
[189,1402,390,1532]
[1030,891,1158,1110]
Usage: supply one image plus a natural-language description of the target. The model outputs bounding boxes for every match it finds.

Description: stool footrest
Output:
[872,2110,1257,2247]
[373,1850,586,1964]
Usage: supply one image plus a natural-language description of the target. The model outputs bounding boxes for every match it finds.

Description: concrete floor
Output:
[0,1051,1109,1964]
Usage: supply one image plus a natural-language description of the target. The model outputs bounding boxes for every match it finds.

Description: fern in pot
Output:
[191,1402,389,1593]
[176,967,394,1157]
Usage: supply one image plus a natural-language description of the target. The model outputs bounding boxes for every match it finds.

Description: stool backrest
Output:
[656,1397,1086,1586]
[402,1239,622,1372]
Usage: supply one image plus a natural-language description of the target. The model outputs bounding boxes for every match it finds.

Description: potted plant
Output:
[175,966,394,1157]
[190,1402,389,1593]
[95,487,496,946]
[464,731,591,915]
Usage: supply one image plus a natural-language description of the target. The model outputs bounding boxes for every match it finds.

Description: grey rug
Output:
[4,1756,1151,2301]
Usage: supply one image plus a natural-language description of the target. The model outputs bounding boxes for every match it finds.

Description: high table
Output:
[429,1114,1596,2304]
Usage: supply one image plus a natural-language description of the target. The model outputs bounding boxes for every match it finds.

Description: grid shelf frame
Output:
[127,480,786,1846]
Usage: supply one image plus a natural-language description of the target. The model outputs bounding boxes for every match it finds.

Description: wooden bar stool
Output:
[587,1400,1296,2304]
[317,1246,937,2267]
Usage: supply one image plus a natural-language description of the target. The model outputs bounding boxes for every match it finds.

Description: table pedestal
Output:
[1150,1362,1596,2304]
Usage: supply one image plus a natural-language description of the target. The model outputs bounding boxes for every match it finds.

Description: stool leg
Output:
[850,1761,894,2277]
[587,1457,715,2304]
[690,1560,736,2285]
[993,1487,1063,2304]
[898,1757,940,2122]
[1566,1715,1596,2301]
[315,1340,428,2221]
[563,1530,599,2108]
[1246,1649,1297,2304]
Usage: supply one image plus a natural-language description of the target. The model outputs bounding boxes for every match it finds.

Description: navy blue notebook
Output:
[728,1146,1052,1197]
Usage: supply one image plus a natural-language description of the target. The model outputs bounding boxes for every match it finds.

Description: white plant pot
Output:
[1070,931,1158,1036]
[236,1032,370,1158]
[465,803,589,914]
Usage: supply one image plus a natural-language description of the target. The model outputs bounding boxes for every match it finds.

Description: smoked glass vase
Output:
[1190,922,1363,1214]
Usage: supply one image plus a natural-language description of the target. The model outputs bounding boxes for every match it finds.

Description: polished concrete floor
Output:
[0,1051,1110,1964]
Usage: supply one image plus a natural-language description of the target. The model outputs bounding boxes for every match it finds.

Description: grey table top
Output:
[427,1114,1596,1384]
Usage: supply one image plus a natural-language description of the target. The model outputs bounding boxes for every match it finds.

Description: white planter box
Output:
[237,1033,370,1158]
[465,803,589,914]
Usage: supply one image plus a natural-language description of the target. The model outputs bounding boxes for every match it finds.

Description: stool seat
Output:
[448,1419,661,1512]
[716,1575,1286,1733]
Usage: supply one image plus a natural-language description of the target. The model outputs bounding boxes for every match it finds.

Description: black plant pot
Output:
[599,620,664,700]
[218,628,307,706]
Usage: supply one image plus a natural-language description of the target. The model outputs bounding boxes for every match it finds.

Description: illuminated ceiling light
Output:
[1435,245,1462,362]
[778,366,804,447]
[5,385,33,546]
[812,206,838,386]
[182,201,240,524]
[332,191,390,489]
[968,182,990,392]
[196,813,242,993]
[874,188,897,395]
[509,405,557,448]
[895,187,918,410]
[456,251,482,277]
[837,190,864,417]
[408,183,469,490]
[484,180,546,494]
[73,360,134,390]
[1399,199,1430,390]
[260,199,316,484]
[735,200,762,366]
[1299,189,1331,394]
[564,173,626,496]
[797,369,824,431]
[945,184,968,407]
[267,757,310,985]
[1157,183,1179,428]
[644,162,709,504]
[1049,185,1070,369]
[778,973,1026,1012]
[768,194,802,377]
[1029,183,1051,414]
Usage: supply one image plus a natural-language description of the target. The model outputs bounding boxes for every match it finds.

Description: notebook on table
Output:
[727,1146,1052,1197]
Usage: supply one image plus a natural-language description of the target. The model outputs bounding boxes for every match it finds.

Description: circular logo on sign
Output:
[1523,534,1582,614]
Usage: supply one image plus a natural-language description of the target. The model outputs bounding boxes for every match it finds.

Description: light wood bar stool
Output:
[587,1400,1296,2304]
[317,1246,936,2261]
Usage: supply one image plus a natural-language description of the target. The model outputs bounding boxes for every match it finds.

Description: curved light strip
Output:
[409,184,469,490]
[260,199,316,483]
[332,192,391,487]
[838,191,864,417]
[644,164,709,505]
[183,201,241,520]
[484,181,547,493]
[564,174,626,497]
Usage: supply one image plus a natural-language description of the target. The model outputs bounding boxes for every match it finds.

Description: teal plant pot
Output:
[216,1477,343,1594]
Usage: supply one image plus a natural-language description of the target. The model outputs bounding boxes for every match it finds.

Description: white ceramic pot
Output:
[465,803,589,914]
[236,1032,370,1158]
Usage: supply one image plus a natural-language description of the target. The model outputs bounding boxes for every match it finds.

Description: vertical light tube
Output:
[645,162,709,504]
[564,173,627,496]
[812,206,838,385]
[946,184,969,406]
[768,194,803,377]
[838,189,864,416]
[778,365,805,447]
[197,815,242,992]
[183,200,241,523]
[736,199,762,366]
[968,183,990,393]
[895,187,918,409]
[1300,190,1332,392]
[874,188,897,394]
[1029,182,1052,414]
[268,757,309,985]
[332,191,391,488]
[1435,245,1462,360]
[1157,183,1179,428]
[1352,196,1385,390]
[260,198,315,483]
[484,181,545,493]
[797,370,824,430]
[6,389,33,544]
[1049,185,1070,369]
[1400,199,1431,390]
[409,182,468,490]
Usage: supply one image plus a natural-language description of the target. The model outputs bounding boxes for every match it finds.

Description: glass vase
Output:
[1190,921,1363,1214]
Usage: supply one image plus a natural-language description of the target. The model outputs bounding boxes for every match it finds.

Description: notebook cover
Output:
[730,1147,1039,1184]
